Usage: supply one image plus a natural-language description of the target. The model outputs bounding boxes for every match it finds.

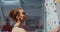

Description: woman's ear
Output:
[16,16,19,20]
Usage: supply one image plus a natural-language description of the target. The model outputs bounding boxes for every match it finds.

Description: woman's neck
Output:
[14,20,23,27]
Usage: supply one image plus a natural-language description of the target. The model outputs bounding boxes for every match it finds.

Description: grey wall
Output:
[0,0,44,16]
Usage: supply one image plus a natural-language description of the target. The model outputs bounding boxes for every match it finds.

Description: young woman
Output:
[9,8,28,32]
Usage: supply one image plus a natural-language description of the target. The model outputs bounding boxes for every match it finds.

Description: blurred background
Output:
[0,0,45,32]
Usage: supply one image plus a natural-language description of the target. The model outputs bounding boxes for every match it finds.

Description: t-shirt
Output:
[2,25,12,32]
[12,27,27,32]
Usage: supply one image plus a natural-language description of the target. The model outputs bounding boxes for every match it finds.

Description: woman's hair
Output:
[9,8,24,22]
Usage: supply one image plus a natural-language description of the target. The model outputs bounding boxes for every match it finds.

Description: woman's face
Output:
[18,9,28,21]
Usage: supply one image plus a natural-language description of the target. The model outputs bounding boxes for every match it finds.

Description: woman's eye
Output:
[22,12,26,15]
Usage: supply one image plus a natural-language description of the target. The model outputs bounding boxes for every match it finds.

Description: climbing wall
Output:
[44,0,59,32]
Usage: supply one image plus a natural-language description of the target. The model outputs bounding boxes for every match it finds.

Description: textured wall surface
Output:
[44,0,59,32]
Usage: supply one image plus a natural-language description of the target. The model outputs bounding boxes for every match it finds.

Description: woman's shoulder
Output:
[12,27,27,32]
